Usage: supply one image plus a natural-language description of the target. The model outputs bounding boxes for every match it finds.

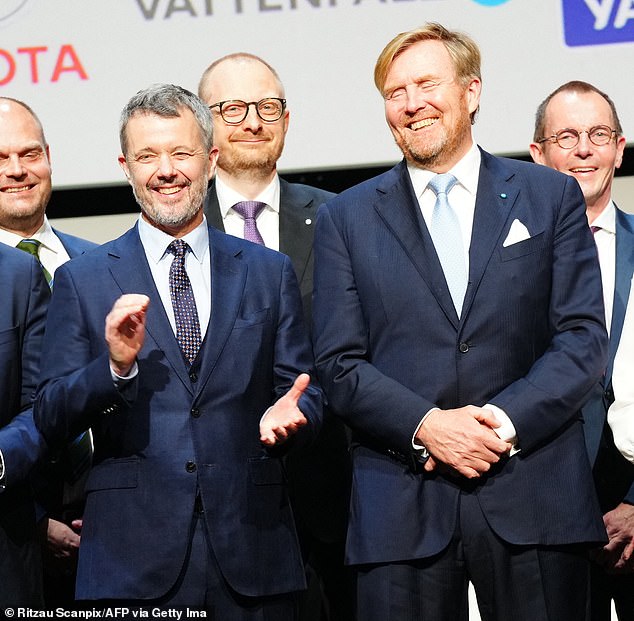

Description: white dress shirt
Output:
[408,143,517,449]
[608,272,634,464]
[0,216,71,277]
[137,215,211,340]
[214,173,281,250]
[590,202,616,335]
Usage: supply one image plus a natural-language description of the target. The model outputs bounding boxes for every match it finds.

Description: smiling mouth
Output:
[2,185,34,193]
[570,167,597,173]
[409,118,438,131]
[154,186,184,195]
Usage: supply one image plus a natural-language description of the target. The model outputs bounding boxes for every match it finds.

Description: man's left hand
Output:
[591,502,634,572]
[260,373,310,446]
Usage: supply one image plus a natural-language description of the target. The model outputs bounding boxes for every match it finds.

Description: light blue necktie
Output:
[428,173,467,316]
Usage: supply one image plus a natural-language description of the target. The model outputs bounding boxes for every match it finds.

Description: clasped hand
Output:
[417,405,512,479]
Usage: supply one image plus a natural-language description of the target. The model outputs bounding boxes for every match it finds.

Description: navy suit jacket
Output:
[34,223,322,600]
[312,151,608,565]
[204,177,334,322]
[582,207,634,509]
[31,229,97,521]
[0,244,49,606]
[205,178,347,544]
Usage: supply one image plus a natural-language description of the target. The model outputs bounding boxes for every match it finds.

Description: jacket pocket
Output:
[85,456,139,492]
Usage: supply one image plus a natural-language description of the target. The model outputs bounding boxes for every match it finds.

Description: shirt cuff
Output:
[110,361,139,388]
[411,407,439,459]
[484,403,520,455]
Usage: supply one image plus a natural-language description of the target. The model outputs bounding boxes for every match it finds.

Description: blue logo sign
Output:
[562,0,634,46]
[472,0,511,5]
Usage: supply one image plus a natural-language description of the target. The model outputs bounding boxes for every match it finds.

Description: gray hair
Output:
[119,84,213,154]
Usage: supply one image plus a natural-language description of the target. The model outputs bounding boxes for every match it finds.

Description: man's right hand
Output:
[417,406,512,478]
[105,294,150,377]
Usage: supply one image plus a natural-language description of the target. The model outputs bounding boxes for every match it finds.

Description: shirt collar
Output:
[407,142,481,199]
[0,216,66,254]
[137,214,209,265]
[591,201,616,235]
[214,172,280,217]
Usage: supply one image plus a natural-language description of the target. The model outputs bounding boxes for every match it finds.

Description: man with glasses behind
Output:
[530,81,634,621]
[198,53,352,621]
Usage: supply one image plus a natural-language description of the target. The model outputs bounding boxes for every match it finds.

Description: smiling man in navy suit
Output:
[312,23,608,621]
[0,243,49,607]
[530,81,634,621]
[0,97,97,608]
[34,84,322,616]
[199,54,351,621]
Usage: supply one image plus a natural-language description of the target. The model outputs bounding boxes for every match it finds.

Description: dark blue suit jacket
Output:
[582,207,634,509]
[0,244,49,606]
[312,151,608,565]
[31,229,97,522]
[34,223,322,600]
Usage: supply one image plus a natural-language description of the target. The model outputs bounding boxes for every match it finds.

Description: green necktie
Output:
[16,238,53,288]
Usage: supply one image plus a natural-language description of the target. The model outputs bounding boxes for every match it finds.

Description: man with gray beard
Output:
[34,84,322,616]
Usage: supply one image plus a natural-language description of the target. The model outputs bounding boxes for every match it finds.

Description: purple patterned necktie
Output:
[167,239,201,365]
[232,201,266,245]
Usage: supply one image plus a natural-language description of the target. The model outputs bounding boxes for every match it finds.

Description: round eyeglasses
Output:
[537,125,617,149]
[209,98,286,124]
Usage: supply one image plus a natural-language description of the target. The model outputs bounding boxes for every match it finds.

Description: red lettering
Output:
[0,49,17,86]
[17,46,48,83]
[51,44,88,82]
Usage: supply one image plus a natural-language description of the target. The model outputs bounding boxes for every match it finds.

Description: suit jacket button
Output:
[189,371,198,382]
[459,342,469,353]
[191,408,200,418]
[186,461,197,473]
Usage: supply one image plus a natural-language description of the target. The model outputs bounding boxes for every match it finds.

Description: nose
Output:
[157,152,176,177]
[241,103,263,131]
[575,132,593,157]
[404,84,427,114]
[3,153,26,177]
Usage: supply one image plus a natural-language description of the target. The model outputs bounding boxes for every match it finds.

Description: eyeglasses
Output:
[537,125,617,149]
[209,98,286,124]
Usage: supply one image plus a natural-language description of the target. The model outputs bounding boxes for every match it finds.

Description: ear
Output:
[466,77,482,117]
[282,108,290,137]
[615,135,626,170]
[529,142,545,165]
[118,154,132,183]
[207,146,219,181]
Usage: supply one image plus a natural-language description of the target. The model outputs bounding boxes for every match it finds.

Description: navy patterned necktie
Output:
[16,238,53,288]
[428,173,467,316]
[232,201,266,245]
[167,239,201,365]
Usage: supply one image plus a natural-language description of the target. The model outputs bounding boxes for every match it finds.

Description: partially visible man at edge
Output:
[530,80,634,621]
[0,97,97,608]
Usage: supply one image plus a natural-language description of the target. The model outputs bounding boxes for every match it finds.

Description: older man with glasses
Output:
[531,80,634,621]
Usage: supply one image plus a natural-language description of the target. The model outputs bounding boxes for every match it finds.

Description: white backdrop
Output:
[1,0,633,189]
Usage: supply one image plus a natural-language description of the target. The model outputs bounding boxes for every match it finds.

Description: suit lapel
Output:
[196,228,247,392]
[607,208,634,379]
[279,179,316,281]
[373,161,460,328]
[107,226,193,391]
[203,181,225,232]
[462,151,518,321]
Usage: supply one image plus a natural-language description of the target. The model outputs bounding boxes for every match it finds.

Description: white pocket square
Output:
[503,219,531,247]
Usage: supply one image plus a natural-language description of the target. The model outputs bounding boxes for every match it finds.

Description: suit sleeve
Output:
[489,176,608,452]
[0,259,49,488]
[312,204,434,454]
[34,264,127,450]
[272,256,323,448]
